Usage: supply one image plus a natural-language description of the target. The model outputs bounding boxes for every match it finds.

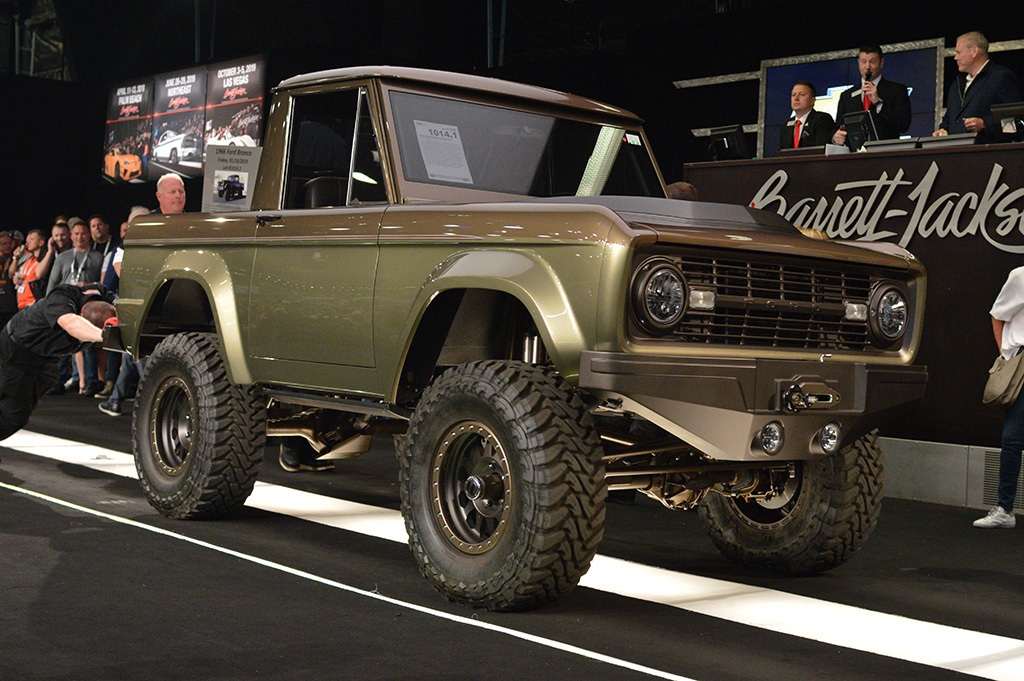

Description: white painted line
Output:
[0,479,696,681]
[5,429,1024,680]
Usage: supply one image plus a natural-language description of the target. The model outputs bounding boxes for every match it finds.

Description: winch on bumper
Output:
[579,352,927,462]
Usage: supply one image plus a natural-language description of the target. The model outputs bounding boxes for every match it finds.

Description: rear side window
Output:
[389,90,662,198]
[283,87,387,209]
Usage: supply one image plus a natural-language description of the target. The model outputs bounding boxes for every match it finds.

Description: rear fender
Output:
[119,249,253,385]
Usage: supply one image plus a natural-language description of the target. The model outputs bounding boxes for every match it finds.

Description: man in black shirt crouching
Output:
[0,283,116,447]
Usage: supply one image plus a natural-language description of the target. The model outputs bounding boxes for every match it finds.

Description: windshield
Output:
[389,91,663,198]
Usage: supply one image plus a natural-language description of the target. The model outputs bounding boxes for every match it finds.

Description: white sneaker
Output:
[973,506,1016,528]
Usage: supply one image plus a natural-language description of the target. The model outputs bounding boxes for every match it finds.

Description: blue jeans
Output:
[998,388,1024,511]
[109,354,140,404]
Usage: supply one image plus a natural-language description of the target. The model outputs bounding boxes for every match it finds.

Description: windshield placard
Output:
[413,120,473,184]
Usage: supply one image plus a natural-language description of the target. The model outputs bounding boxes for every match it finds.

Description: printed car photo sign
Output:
[102,78,153,183]
[150,67,208,180]
[201,144,261,212]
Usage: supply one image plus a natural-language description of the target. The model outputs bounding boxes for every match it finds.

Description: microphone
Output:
[864,69,873,83]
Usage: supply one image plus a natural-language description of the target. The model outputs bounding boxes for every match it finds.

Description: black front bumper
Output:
[578,351,927,461]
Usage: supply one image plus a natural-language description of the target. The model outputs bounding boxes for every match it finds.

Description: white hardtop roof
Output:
[275,65,641,121]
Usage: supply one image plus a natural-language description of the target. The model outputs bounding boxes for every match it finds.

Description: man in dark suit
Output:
[832,44,912,146]
[934,31,1022,143]
[779,81,835,153]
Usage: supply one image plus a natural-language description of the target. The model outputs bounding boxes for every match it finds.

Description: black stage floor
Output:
[2,393,1022,681]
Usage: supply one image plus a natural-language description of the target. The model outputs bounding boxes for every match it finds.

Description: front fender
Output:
[391,247,602,388]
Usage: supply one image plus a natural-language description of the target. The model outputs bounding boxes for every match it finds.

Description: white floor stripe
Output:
[0,480,695,681]
[4,430,1024,680]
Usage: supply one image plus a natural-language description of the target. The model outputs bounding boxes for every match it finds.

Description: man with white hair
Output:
[934,31,1022,142]
[155,173,186,214]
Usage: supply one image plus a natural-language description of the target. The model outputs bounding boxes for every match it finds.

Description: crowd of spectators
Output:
[8,173,186,422]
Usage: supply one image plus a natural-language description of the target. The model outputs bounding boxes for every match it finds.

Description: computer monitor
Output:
[778,144,825,157]
[990,101,1024,142]
[707,124,752,161]
[842,110,878,151]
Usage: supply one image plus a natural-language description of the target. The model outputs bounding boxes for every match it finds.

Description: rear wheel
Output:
[133,332,266,519]
[399,360,606,610]
[698,431,883,575]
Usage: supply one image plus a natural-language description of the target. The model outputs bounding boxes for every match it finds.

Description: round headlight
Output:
[869,284,908,346]
[632,259,686,333]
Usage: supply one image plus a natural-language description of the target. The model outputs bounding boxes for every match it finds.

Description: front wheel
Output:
[133,332,266,519]
[698,431,883,575]
[399,360,606,611]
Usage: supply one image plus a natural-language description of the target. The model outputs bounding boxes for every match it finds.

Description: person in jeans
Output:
[976,266,1024,528]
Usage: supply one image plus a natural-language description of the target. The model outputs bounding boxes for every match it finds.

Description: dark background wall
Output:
[5,0,1022,229]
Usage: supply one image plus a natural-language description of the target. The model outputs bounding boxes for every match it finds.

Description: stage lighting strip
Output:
[3,429,1022,681]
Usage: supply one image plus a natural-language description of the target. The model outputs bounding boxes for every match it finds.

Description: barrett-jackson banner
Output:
[685,144,1024,448]
[204,56,265,157]
[102,79,153,183]
[150,67,207,180]
[103,55,264,183]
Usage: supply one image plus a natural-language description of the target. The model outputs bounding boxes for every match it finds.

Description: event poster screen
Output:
[204,56,266,156]
[102,79,153,183]
[102,55,264,183]
[149,67,207,180]
[763,47,938,158]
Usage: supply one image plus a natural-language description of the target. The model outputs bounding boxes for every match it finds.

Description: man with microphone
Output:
[832,44,912,146]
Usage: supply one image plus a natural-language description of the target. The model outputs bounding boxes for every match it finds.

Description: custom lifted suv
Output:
[114,67,927,611]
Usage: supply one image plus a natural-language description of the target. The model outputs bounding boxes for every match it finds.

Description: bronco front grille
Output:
[664,253,875,350]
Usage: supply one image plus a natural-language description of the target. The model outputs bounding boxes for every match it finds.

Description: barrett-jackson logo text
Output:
[750,162,1024,253]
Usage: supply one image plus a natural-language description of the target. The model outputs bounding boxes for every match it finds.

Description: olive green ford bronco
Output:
[113,67,927,611]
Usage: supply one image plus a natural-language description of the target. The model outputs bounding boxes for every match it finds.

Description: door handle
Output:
[256,213,282,226]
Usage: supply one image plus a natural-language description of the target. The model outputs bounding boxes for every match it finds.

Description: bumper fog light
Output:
[821,423,842,454]
[759,421,785,455]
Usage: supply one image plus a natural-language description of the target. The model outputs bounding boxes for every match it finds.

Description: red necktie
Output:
[794,119,802,148]
[863,93,870,110]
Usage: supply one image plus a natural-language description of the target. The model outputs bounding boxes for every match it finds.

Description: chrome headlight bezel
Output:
[868,282,909,347]
[631,257,687,335]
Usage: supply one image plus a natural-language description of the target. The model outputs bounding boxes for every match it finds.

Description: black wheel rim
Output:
[430,421,512,555]
[150,376,195,475]
[728,465,803,530]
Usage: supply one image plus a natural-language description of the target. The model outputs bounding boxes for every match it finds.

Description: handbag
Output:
[983,349,1024,406]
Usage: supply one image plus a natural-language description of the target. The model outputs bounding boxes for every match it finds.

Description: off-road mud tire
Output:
[133,332,266,519]
[698,431,883,575]
[399,360,606,611]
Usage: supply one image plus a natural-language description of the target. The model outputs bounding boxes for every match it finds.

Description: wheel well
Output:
[396,289,542,405]
[138,279,216,355]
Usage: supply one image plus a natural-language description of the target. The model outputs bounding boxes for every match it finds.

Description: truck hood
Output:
[525,195,917,269]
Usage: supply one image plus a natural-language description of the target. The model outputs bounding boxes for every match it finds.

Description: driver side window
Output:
[284,87,386,209]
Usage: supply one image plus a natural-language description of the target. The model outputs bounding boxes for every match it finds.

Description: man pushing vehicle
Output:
[0,283,116,450]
